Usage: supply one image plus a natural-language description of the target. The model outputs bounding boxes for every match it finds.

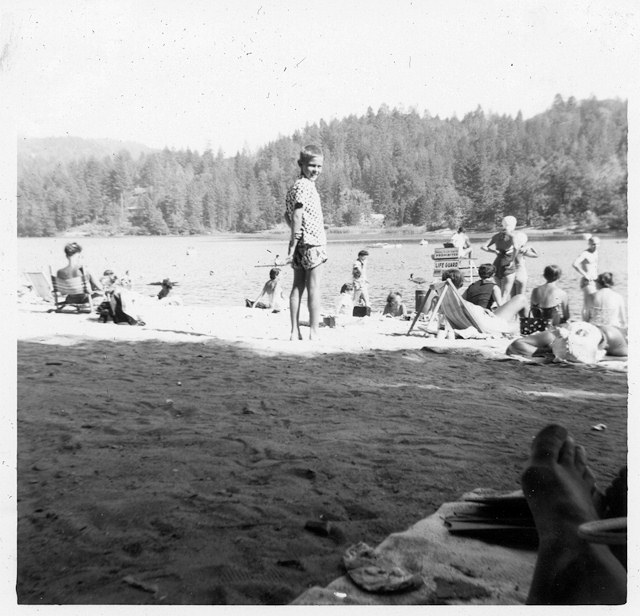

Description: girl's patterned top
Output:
[285,177,326,247]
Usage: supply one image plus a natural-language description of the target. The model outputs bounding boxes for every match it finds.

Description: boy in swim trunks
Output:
[284,144,328,340]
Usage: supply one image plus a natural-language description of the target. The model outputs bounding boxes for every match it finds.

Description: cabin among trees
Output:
[17,95,627,236]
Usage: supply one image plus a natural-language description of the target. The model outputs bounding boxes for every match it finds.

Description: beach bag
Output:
[352,306,371,317]
[519,312,549,335]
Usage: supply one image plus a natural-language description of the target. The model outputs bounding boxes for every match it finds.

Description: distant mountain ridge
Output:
[18,136,157,163]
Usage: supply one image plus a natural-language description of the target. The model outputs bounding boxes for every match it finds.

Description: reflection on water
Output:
[18,235,627,315]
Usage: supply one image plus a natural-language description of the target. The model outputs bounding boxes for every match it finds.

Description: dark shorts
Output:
[292,244,327,271]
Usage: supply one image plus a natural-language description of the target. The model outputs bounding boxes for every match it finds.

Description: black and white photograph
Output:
[3,0,637,609]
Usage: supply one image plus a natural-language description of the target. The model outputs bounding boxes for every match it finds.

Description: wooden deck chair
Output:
[49,266,95,313]
[408,279,484,335]
[23,271,54,303]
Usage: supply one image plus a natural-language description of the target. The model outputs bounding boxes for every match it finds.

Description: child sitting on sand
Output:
[246,268,285,312]
[335,283,354,316]
[382,291,407,317]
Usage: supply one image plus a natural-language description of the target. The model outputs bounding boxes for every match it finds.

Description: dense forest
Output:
[17,95,627,237]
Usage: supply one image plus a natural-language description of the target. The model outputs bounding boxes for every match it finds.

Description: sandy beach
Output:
[15,300,628,605]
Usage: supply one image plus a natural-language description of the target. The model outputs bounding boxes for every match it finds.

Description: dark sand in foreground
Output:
[17,337,627,604]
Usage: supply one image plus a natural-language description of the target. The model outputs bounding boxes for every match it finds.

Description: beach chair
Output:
[23,271,54,303]
[407,279,484,336]
[48,266,95,313]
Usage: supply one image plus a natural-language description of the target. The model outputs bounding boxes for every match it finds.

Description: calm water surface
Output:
[18,235,627,316]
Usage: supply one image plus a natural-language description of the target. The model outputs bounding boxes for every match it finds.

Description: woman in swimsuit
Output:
[529,265,570,326]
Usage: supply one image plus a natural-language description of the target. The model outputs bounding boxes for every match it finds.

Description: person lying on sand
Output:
[382,291,407,318]
[522,424,626,604]
[506,321,627,362]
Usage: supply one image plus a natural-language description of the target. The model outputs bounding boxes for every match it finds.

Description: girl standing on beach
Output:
[284,144,328,340]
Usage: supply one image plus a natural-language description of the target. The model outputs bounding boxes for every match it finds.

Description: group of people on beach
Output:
[33,145,628,605]
[50,241,183,325]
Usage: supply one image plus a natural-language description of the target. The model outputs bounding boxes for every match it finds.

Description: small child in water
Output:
[383,291,407,318]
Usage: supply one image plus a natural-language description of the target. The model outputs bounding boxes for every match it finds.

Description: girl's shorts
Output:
[292,244,327,271]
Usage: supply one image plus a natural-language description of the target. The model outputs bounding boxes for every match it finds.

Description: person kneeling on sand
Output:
[382,291,407,318]
[522,424,626,604]
[246,268,285,312]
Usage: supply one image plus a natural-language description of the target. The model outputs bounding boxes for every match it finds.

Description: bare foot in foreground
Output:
[521,424,626,604]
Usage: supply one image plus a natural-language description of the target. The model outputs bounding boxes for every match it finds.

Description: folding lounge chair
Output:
[48,266,95,313]
[407,279,485,335]
[23,271,54,303]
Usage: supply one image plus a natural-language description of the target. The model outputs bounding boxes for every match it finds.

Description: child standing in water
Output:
[284,144,328,340]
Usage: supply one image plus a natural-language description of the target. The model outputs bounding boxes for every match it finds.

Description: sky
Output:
[2,0,639,155]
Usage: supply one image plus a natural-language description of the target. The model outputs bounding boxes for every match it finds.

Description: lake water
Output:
[18,235,627,316]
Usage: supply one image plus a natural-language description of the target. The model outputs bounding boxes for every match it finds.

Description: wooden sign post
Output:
[431,247,476,283]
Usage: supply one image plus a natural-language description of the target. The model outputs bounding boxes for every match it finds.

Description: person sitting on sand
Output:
[440,268,527,334]
[246,268,285,312]
[56,242,103,302]
[506,320,627,361]
[529,264,570,326]
[100,269,119,293]
[382,291,407,318]
[583,272,627,329]
[335,283,354,316]
[522,424,626,604]
[462,263,501,309]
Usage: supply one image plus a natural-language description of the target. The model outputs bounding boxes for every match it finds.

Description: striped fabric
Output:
[51,275,90,297]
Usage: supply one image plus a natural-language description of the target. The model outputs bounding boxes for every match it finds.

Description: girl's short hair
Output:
[269,268,281,279]
[596,272,614,288]
[298,144,323,166]
[386,291,402,302]
[64,242,82,257]
[442,268,464,289]
[340,283,354,293]
[543,265,562,282]
[478,263,495,279]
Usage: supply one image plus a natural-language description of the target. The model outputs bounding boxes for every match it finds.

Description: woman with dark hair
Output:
[529,265,570,326]
[462,263,501,309]
[584,272,627,328]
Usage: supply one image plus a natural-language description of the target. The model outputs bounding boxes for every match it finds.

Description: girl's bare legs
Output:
[306,263,323,340]
[289,268,306,340]
[500,272,516,298]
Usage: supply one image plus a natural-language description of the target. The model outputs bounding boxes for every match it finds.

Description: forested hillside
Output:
[17,95,627,237]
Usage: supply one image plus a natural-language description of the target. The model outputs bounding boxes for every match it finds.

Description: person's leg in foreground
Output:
[522,424,626,604]
[289,267,306,340]
[306,262,323,340]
